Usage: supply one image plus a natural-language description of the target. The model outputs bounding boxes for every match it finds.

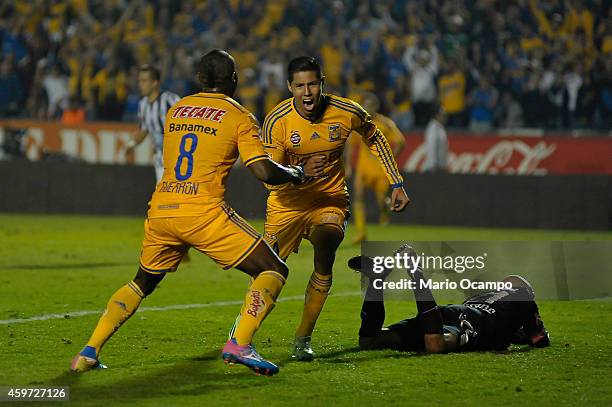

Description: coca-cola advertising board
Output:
[0,121,610,175]
[396,133,612,176]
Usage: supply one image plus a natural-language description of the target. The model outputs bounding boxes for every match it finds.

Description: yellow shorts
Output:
[356,168,388,193]
[139,203,262,273]
[264,195,349,259]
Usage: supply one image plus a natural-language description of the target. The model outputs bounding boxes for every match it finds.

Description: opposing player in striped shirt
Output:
[127,65,180,184]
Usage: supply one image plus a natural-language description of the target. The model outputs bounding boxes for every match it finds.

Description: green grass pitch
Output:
[0,213,611,406]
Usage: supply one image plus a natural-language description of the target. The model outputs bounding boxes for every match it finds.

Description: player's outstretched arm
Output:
[247,156,325,185]
[360,125,410,212]
[248,159,304,185]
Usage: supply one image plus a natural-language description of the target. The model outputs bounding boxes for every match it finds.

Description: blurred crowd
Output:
[0,0,610,131]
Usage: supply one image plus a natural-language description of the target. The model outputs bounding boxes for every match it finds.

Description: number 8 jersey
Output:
[148,92,268,218]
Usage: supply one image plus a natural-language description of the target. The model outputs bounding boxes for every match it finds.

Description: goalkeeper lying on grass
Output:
[348,245,550,353]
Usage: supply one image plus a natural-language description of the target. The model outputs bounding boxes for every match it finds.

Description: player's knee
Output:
[258,244,289,278]
[311,226,343,270]
[266,259,289,279]
[311,224,344,246]
[237,241,289,279]
[132,267,164,296]
[251,254,289,279]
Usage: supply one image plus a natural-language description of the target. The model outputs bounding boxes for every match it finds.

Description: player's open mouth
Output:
[303,98,315,111]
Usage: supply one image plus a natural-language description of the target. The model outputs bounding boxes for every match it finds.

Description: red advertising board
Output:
[1,120,611,175]
[398,133,612,175]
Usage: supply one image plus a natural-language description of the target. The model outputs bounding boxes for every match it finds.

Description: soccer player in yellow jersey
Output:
[349,92,406,244]
[261,57,410,360]
[71,50,322,376]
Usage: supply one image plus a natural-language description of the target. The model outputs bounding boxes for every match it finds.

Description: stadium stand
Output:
[0,0,610,131]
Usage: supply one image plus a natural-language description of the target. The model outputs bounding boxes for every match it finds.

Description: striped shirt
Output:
[137,91,181,152]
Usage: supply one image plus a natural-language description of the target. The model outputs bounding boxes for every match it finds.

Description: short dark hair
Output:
[197,49,236,87]
[138,64,160,81]
[287,56,322,83]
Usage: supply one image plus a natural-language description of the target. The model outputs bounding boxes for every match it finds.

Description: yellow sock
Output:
[86,281,144,354]
[354,201,366,237]
[295,272,332,337]
[228,276,255,339]
[234,271,286,346]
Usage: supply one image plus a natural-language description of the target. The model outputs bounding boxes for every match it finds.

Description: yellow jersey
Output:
[148,92,268,218]
[262,94,403,207]
[438,71,466,114]
[353,113,405,177]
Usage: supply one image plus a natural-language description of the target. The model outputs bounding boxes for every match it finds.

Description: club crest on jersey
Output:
[311,131,320,140]
[290,131,301,147]
[328,124,341,141]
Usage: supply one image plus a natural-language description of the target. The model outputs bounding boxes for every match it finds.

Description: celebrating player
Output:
[261,56,410,360]
[71,50,322,376]
[348,245,550,353]
[348,92,406,244]
[127,65,180,184]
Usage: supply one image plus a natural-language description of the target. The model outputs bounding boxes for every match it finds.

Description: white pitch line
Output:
[0,291,362,325]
